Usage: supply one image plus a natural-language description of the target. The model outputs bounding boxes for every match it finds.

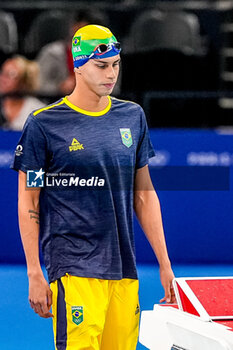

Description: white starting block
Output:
[139,277,233,350]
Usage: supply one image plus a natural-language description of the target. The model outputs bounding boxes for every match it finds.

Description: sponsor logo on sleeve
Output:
[15,145,23,156]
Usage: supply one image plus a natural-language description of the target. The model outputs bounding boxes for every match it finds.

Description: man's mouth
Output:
[103,83,115,89]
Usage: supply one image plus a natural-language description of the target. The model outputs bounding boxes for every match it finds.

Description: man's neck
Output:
[67,86,109,113]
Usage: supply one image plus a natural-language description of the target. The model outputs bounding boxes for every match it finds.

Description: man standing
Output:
[12,25,175,350]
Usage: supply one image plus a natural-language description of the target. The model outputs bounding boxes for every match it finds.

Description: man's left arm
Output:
[134,165,176,303]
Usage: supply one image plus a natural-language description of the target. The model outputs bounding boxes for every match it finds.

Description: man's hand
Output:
[159,266,176,304]
[28,273,53,318]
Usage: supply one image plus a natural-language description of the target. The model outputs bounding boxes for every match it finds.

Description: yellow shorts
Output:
[50,274,140,350]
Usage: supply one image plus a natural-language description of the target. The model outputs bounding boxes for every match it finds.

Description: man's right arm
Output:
[18,170,53,318]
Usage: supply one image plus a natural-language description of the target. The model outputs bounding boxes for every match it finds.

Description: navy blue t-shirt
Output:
[12,96,155,283]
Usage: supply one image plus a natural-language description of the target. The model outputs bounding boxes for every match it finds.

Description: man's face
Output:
[77,54,120,97]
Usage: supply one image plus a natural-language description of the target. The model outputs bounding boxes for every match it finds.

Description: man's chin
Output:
[99,88,114,97]
[103,86,114,96]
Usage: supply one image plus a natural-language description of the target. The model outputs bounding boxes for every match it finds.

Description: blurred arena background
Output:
[0,0,233,349]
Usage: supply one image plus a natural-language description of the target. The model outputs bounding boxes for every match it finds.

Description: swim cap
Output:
[72,24,121,68]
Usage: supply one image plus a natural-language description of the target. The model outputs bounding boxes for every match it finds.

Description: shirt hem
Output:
[48,267,138,283]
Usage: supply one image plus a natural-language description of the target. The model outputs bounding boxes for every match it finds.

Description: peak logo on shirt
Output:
[69,138,84,152]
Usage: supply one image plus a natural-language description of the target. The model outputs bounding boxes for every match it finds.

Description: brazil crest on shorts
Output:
[72,306,83,325]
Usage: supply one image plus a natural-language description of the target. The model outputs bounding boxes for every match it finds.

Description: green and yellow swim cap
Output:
[72,24,121,68]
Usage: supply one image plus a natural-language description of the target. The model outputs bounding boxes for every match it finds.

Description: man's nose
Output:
[106,66,116,80]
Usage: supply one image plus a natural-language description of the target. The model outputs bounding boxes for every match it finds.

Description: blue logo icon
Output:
[27,169,45,188]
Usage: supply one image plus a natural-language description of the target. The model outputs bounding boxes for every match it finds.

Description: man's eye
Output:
[97,65,106,69]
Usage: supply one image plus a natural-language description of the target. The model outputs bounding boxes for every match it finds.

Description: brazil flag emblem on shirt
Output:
[120,128,133,148]
[72,306,83,326]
